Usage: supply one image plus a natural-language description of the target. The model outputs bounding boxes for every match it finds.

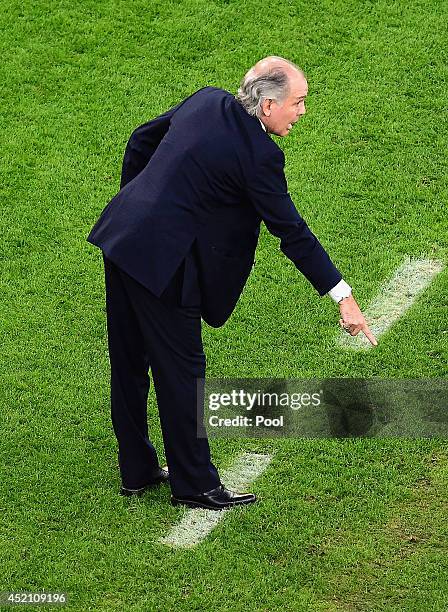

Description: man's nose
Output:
[299,103,306,116]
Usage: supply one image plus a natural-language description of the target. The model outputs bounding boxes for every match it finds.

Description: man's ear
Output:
[261,98,273,117]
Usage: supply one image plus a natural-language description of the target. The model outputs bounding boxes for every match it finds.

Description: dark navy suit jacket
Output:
[87,86,342,327]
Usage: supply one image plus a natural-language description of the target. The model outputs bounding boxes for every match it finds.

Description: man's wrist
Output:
[328,279,352,303]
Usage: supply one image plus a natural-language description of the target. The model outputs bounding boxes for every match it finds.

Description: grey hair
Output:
[235,58,302,118]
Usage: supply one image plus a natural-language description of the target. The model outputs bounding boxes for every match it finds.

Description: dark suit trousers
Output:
[102,248,221,497]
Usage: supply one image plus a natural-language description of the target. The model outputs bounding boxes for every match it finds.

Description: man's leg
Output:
[103,255,162,489]
[117,263,221,498]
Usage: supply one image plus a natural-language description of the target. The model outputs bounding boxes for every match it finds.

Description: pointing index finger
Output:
[362,324,378,346]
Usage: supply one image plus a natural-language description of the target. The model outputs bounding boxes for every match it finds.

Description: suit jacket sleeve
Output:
[246,147,342,295]
[120,88,207,188]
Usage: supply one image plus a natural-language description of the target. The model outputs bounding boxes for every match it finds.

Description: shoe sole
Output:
[120,472,170,497]
[170,496,256,510]
[120,481,168,497]
[120,486,150,497]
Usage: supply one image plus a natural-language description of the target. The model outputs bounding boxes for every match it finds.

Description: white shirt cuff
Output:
[328,279,352,303]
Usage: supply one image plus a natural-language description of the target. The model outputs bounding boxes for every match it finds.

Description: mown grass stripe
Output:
[160,453,272,549]
[339,258,444,350]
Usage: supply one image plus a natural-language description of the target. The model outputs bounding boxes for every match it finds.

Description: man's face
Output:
[260,72,308,137]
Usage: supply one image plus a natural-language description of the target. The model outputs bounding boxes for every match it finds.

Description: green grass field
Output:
[1,0,447,609]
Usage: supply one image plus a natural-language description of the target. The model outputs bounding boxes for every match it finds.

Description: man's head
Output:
[236,56,308,137]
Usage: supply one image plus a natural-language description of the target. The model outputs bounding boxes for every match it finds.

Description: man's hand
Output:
[338,294,378,346]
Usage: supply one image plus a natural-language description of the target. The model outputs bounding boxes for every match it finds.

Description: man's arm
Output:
[120,87,208,188]
[246,147,341,295]
[120,103,182,189]
[246,147,377,345]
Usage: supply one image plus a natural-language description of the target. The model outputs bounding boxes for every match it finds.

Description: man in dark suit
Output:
[87,56,376,510]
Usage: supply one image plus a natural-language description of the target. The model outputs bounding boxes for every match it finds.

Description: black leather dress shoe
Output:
[120,466,169,497]
[171,484,256,510]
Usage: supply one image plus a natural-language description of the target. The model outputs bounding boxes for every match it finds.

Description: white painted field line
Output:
[338,258,444,350]
[160,452,272,549]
